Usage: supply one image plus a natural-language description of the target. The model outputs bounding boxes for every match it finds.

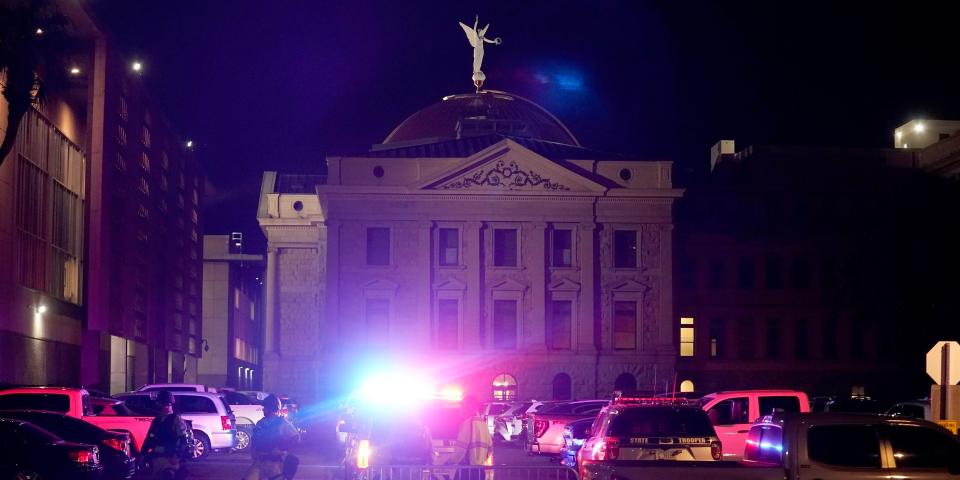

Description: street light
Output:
[69,66,81,75]
[131,61,143,72]
[186,140,193,149]
[35,305,47,315]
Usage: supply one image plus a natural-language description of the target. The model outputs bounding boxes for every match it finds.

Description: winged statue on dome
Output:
[459,15,502,91]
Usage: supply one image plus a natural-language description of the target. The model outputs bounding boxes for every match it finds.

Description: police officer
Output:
[141,390,190,480]
[453,396,492,469]
[243,394,300,480]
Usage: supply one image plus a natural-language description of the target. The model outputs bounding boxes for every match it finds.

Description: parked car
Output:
[0,417,103,480]
[526,400,609,455]
[219,390,265,451]
[116,391,235,458]
[560,417,593,468]
[493,401,532,441]
[0,387,154,454]
[699,389,809,461]
[580,412,960,480]
[886,399,931,421]
[0,410,136,479]
[135,383,217,393]
[826,395,889,414]
[482,402,511,436]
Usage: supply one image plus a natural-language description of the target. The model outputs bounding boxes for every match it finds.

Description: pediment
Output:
[548,278,581,292]
[433,277,467,291]
[362,279,399,293]
[418,139,607,193]
[489,277,529,292]
[610,279,650,292]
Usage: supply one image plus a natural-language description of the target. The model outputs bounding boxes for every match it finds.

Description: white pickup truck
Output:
[581,413,960,480]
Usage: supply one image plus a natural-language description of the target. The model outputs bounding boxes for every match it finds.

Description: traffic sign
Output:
[927,341,960,385]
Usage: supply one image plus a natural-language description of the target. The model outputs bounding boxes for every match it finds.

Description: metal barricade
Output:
[354,465,579,480]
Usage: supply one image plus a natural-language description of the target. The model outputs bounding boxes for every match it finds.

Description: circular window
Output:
[373,166,385,178]
[292,200,304,212]
[619,168,632,181]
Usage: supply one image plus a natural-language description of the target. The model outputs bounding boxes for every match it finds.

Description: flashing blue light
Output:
[759,441,783,452]
[555,73,584,91]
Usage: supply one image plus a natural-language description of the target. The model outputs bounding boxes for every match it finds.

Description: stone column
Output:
[527,222,547,351]
[264,247,278,356]
[325,220,341,343]
[578,222,597,354]
[417,221,434,349]
[464,222,483,349]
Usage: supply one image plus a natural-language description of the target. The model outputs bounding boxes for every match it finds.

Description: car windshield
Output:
[608,408,715,437]
[222,391,257,405]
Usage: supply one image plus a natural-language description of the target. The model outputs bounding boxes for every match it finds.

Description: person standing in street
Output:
[243,394,301,480]
[453,395,493,480]
[141,390,191,480]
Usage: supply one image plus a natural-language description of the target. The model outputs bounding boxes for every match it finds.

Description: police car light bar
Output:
[613,395,693,405]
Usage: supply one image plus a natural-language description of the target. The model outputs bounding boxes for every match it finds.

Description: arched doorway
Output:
[492,373,517,401]
[552,373,572,400]
[614,373,637,392]
[679,380,695,393]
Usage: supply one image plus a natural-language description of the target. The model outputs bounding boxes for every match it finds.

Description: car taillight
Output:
[280,407,289,418]
[221,415,233,430]
[69,446,100,465]
[357,439,371,469]
[534,419,549,438]
[592,437,619,461]
[104,437,130,456]
[711,440,723,461]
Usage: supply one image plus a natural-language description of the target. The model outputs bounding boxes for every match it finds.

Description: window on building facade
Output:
[614,373,637,391]
[824,317,838,359]
[117,124,127,148]
[766,318,781,359]
[141,125,151,148]
[438,228,459,266]
[680,316,695,357]
[765,255,784,289]
[708,260,725,288]
[115,152,126,172]
[792,257,810,289]
[161,151,169,170]
[851,317,866,357]
[492,374,517,401]
[493,299,518,349]
[679,259,696,290]
[365,298,390,345]
[709,318,724,358]
[614,230,637,268]
[140,152,150,171]
[795,318,809,359]
[552,373,572,400]
[613,301,638,350]
[139,177,150,195]
[547,300,572,350]
[821,258,837,290]
[552,229,572,267]
[493,229,518,267]
[737,257,755,288]
[366,227,390,265]
[737,317,754,359]
[118,96,128,121]
[437,299,459,349]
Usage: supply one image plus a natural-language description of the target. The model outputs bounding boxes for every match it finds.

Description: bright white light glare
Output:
[131,61,143,72]
[36,305,47,315]
[914,122,925,133]
[903,143,909,148]
[895,130,902,138]
[35,28,44,35]
[69,66,80,75]
[355,370,437,407]
[186,140,193,148]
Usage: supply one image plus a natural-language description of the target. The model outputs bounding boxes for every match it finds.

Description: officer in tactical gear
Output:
[243,394,300,480]
[142,390,191,480]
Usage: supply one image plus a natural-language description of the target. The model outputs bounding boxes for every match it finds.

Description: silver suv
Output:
[116,391,236,458]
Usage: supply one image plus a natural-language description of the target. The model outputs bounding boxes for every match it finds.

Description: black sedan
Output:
[1,411,135,479]
[0,417,103,479]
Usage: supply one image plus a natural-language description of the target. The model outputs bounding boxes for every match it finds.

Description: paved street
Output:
[184,441,558,479]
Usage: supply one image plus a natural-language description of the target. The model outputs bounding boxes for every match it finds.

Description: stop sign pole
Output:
[943,343,951,421]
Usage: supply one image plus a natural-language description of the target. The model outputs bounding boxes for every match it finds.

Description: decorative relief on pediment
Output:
[438,160,570,191]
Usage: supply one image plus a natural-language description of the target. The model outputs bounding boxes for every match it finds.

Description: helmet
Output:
[263,394,282,414]
[156,390,175,407]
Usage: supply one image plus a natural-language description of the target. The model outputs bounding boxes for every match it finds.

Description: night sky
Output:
[90,1,960,251]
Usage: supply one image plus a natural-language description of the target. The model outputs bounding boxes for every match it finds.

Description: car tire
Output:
[193,430,211,459]
[234,425,252,452]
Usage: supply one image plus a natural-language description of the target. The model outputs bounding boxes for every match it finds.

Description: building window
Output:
[613,301,638,350]
[141,124,151,148]
[438,228,459,266]
[118,96,129,121]
[851,317,865,357]
[492,373,517,401]
[493,229,518,267]
[614,373,637,391]
[708,260,725,288]
[552,373,572,400]
[365,298,390,345]
[117,124,127,148]
[437,299,459,349]
[493,299,518,349]
[161,151,169,170]
[766,318,781,359]
[139,177,150,195]
[115,152,126,172]
[737,257,755,288]
[792,257,810,289]
[679,259,696,290]
[140,152,150,172]
[679,380,695,393]
[552,229,573,267]
[680,316,695,357]
[137,204,149,218]
[765,255,784,289]
[821,259,837,290]
[709,318,724,358]
[614,230,637,268]
[795,318,809,359]
[737,317,754,360]
[366,227,390,265]
[547,300,572,350]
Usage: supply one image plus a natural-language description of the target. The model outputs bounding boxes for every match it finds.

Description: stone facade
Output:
[257,93,682,403]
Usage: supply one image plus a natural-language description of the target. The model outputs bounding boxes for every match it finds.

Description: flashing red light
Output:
[598,437,619,460]
[533,419,549,438]
[613,396,691,405]
[221,415,232,430]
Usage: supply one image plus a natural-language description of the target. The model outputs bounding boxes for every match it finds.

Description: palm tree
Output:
[0,0,69,168]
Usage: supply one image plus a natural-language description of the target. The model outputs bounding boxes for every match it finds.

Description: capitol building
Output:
[256,90,682,402]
